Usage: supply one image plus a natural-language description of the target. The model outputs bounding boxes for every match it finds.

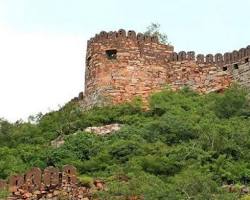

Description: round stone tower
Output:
[84,29,174,107]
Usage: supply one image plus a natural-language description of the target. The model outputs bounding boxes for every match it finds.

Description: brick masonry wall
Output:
[79,29,250,108]
[166,60,231,93]
[232,62,250,87]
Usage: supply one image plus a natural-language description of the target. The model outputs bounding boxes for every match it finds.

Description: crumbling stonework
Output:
[77,29,250,108]
[0,165,105,200]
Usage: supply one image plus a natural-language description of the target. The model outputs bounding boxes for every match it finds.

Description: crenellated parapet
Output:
[170,45,250,70]
[87,29,161,47]
[87,29,159,45]
[0,165,77,193]
[0,165,107,199]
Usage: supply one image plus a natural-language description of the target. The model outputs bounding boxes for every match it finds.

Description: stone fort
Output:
[78,29,250,107]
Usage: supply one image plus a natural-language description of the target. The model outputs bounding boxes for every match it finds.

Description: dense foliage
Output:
[1,85,250,199]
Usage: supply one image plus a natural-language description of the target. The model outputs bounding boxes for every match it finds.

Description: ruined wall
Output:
[80,29,250,108]
[0,165,79,199]
[0,165,105,200]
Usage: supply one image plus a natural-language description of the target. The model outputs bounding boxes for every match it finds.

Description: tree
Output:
[214,85,248,118]
[144,23,168,44]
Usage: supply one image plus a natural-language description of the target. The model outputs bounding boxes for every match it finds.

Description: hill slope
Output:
[1,85,250,199]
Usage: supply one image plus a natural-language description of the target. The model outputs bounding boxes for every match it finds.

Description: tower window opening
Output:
[233,64,239,69]
[87,57,91,68]
[106,49,117,60]
[223,66,227,71]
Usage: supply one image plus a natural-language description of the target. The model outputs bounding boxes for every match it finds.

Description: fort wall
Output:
[0,165,77,191]
[79,29,250,108]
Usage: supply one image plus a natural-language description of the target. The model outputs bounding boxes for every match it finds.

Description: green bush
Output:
[214,85,248,118]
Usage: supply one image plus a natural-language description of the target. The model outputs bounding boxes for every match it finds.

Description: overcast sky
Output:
[0,0,250,122]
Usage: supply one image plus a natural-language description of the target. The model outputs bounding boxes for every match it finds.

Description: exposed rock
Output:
[93,180,105,191]
[222,184,250,195]
[51,135,65,148]
[84,123,122,135]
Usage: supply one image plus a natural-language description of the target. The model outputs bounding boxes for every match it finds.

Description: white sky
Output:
[0,0,250,121]
[0,24,86,121]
